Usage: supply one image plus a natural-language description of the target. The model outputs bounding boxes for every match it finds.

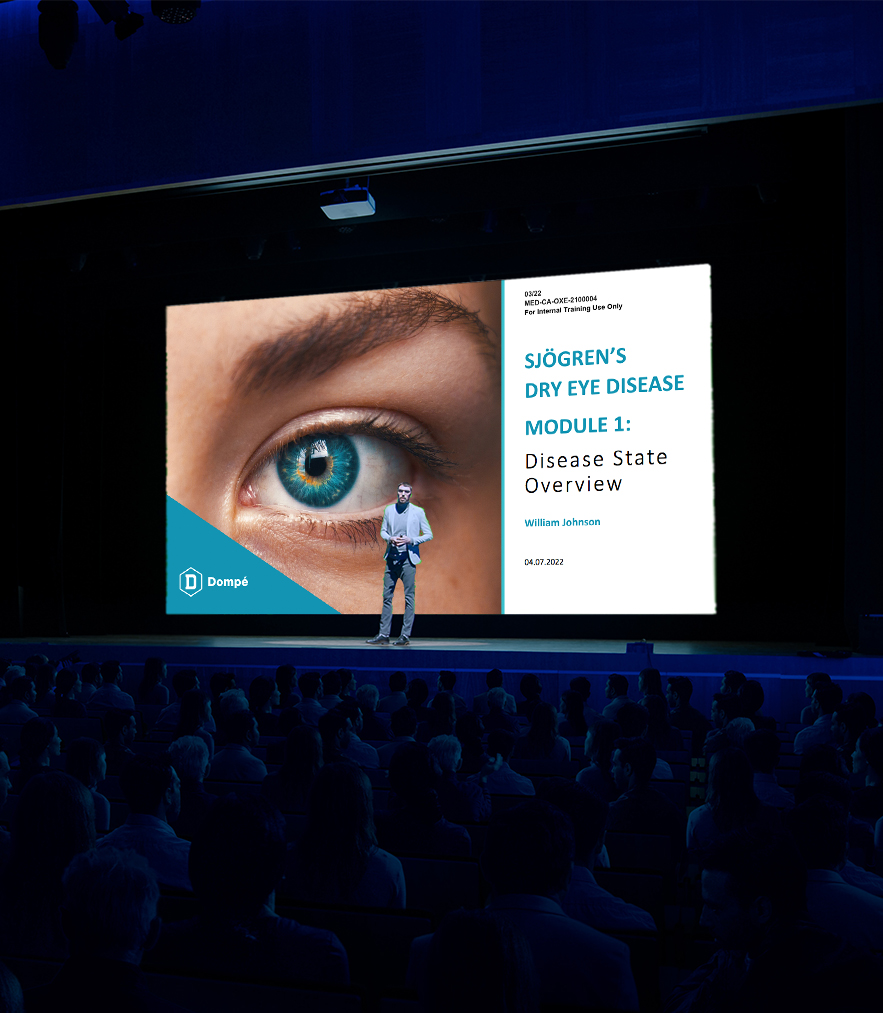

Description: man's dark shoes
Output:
[394,635,410,646]
[366,634,390,645]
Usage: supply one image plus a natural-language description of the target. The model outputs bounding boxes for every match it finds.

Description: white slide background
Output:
[503,264,715,615]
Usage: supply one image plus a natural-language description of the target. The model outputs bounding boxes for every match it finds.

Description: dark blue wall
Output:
[2,0,882,207]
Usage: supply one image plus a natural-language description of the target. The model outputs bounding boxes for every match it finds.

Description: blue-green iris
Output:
[276,435,359,508]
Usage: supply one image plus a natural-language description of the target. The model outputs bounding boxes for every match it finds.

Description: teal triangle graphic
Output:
[166,496,338,614]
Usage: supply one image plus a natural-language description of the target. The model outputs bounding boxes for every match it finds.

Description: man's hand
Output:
[392,536,412,546]
[479,753,504,779]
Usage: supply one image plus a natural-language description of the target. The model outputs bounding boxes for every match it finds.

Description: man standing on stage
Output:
[367,483,433,646]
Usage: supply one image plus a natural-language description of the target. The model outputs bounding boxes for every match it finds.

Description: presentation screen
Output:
[166,264,714,616]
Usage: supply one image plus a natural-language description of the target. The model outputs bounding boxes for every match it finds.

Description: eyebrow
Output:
[232,287,498,397]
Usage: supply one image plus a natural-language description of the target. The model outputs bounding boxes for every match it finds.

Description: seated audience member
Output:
[318,708,354,765]
[336,698,381,768]
[800,671,832,726]
[616,702,673,779]
[637,667,664,706]
[209,711,267,782]
[284,762,406,907]
[12,717,62,793]
[407,678,433,722]
[0,772,96,960]
[794,683,842,754]
[155,670,210,731]
[262,725,323,813]
[429,735,492,823]
[786,796,883,950]
[845,691,877,728]
[483,686,519,735]
[88,660,136,711]
[33,662,57,711]
[416,691,457,743]
[558,689,588,738]
[602,673,630,720]
[419,908,539,1013]
[608,737,686,867]
[457,800,637,1009]
[377,706,418,768]
[512,702,571,763]
[172,689,215,760]
[473,668,517,718]
[355,683,391,741]
[471,729,535,796]
[339,669,358,699]
[212,688,249,746]
[537,778,657,933]
[744,729,794,809]
[703,693,742,757]
[375,743,471,857]
[720,670,746,696]
[65,738,110,833]
[248,675,280,736]
[0,676,39,723]
[75,663,100,706]
[0,961,23,1013]
[570,675,602,730]
[52,669,87,718]
[25,848,191,1013]
[644,694,685,751]
[665,828,882,1013]
[455,712,486,773]
[831,702,871,774]
[276,703,304,740]
[377,670,409,713]
[799,742,850,782]
[666,676,711,758]
[516,674,544,721]
[430,671,467,718]
[576,718,622,801]
[137,657,169,707]
[209,671,236,708]
[851,726,883,827]
[686,747,782,855]
[103,707,137,775]
[319,670,343,711]
[275,663,299,710]
[293,671,325,727]
[150,796,349,984]
[97,753,191,891]
[737,679,776,732]
[168,736,213,842]
[724,716,756,749]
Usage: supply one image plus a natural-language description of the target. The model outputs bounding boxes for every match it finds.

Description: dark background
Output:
[1,3,881,646]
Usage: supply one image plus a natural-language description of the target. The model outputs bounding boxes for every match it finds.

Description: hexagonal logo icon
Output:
[179,567,203,597]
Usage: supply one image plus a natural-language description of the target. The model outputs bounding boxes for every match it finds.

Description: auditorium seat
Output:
[397,856,481,919]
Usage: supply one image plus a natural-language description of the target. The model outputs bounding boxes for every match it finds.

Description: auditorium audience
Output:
[355,683,392,741]
[335,698,381,768]
[284,761,406,907]
[97,753,191,891]
[66,737,111,832]
[472,729,535,795]
[719,669,746,695]
[558,689,588,737]
[248,675,280,736]
[703,693,742,757]
[800,671,832,725]
[407,678,433,722]
[570,675,602,729]
[172,689,215,759]
[376,670,409,713]
[431,671,468,718]
[845,690,877,728]
[293,671,326,726]
[75,663,101,705]
[168,735,214,842]
[52,668,87,718]
[374,742,471,857]
[512,702,571,762]
[723,716,756,749]
[416,690,457,743]
[377,706,418,767]
[0,676,38,723]
[472,668,517,717]
[483,686,519,734]
[319,670,344,710]
[137,657,169,706]
[262,725,323,813]
[208,671,236,708]
[103,707,137,775]
[576,717,622,800]
[428,734,492,823]
[150,795,349,984]
[666,676,711,758]
[737,679,777,731]
[318,708,354,765]
[744,728,794,810]
[537,778,657,933]
[212,687,249,745]
[33,662,57,711]
[516,674,544,720]
[0,771,96,960]
[831,701,871,773]
[209,710,267,782]
[274,664,299,710]
[25,847,193,1013]
[637,667,664,706]
[615,701,673,778]
[154,670,200,730]
[12,716,61,792]
[454,711,486,773]
[602,673,630,719]
[644,693,685,751]
[794,683,842,754]
[851,727,883,825]
[88,660,136,711]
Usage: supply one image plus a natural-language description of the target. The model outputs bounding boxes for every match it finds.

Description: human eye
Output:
[238,408,452,540]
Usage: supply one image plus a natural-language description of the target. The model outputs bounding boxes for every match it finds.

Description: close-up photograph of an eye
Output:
[166,282,502,616]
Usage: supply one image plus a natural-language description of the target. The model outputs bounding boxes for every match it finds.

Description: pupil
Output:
[305,454,327,477]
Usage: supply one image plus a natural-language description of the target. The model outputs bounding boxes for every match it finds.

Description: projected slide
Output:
[166,265,714,616]
[502,264,715,615]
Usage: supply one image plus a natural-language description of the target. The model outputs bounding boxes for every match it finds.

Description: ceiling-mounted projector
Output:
[320,184,376,220]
